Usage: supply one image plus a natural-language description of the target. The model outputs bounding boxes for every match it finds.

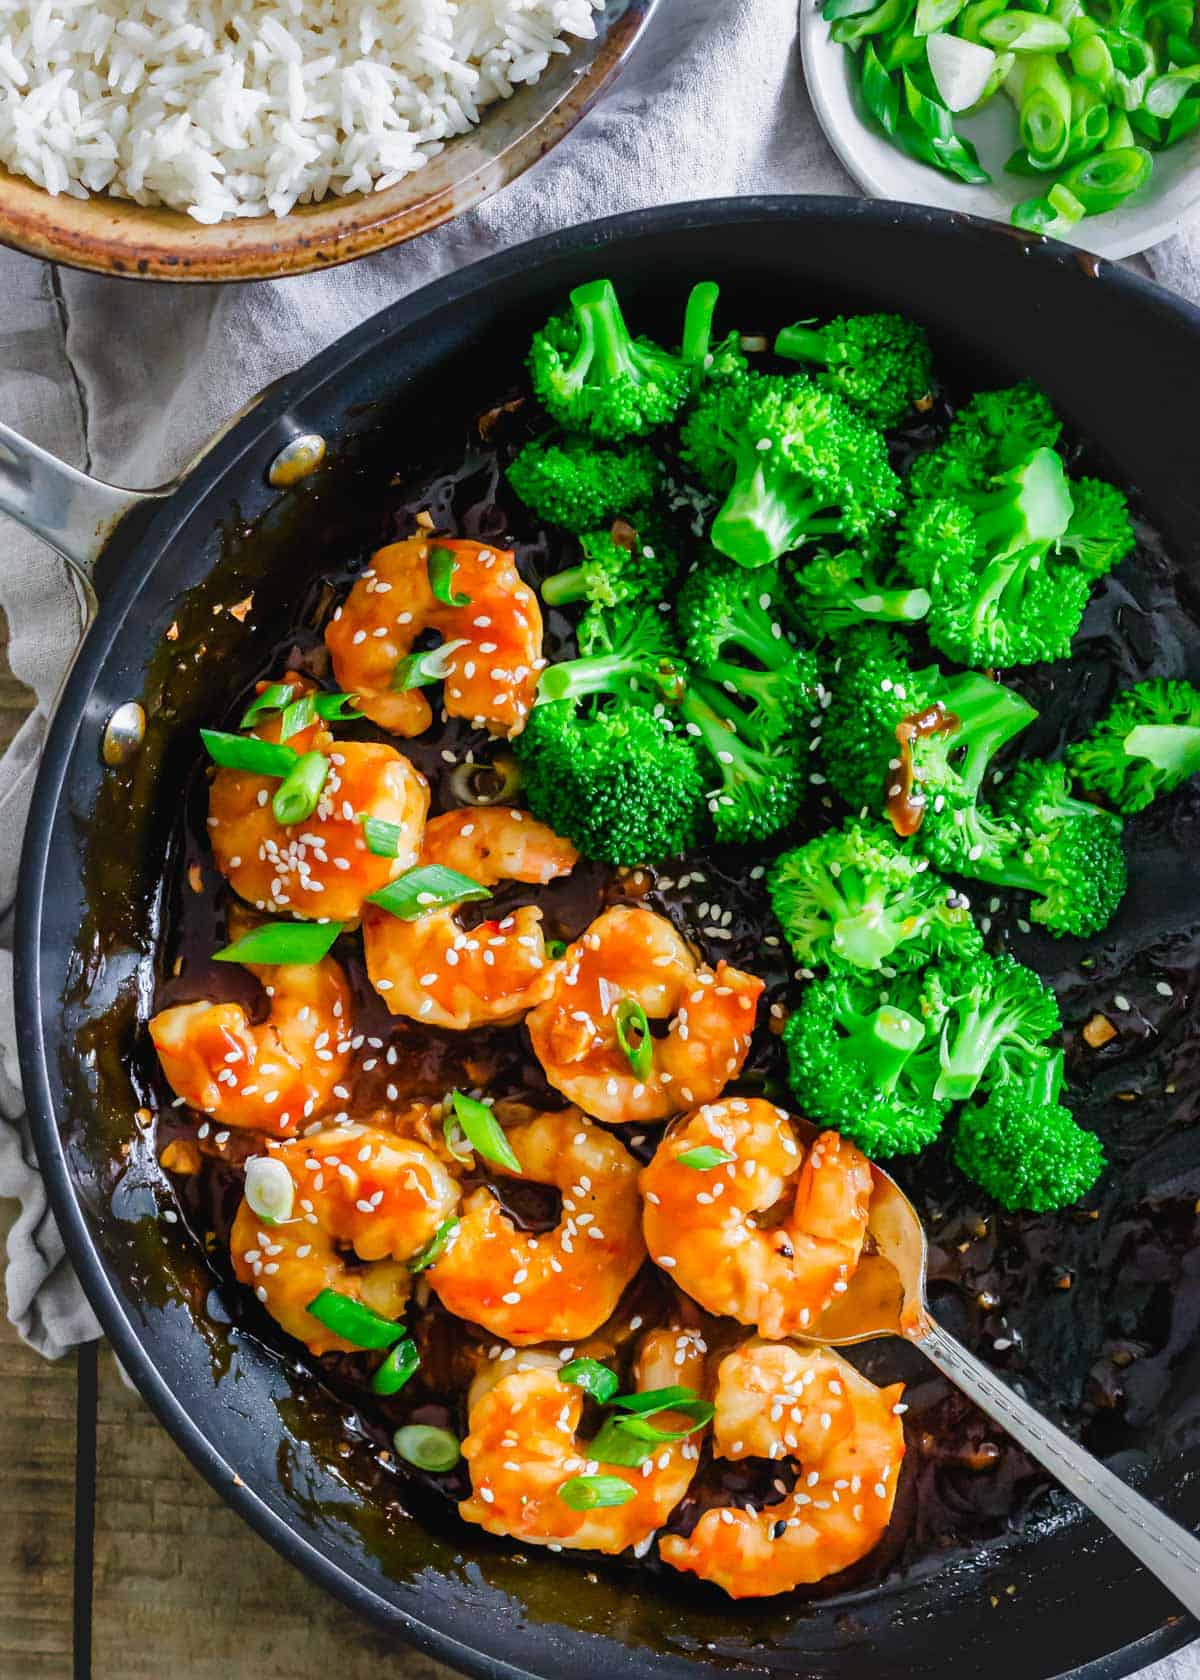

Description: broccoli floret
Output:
[791,548,931,636]
[767,820,982,973]
[1069,677,1200,813]
[928,759,1126,937]
[820,626,1036,822]
[917,951,1060,1102]
[537,605,680,708]
[782,973,947,1157]
[774,312,933,428]
[953,1050,1105,1211]
[507,436,661,534]
[901,447,1090,669]
[516,608,700,865]
[894,496,979,588]
[910,382,1062,499]
[541,516,679,616]
[676,558,819,743]
[680,372,901,569]
[677,675,805,844]
[515,702,703,867]
[1058,477,1136,578]
[528,278,691,441]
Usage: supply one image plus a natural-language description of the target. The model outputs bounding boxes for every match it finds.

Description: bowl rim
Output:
[0,0,655,284]
[16,194,1200,1678]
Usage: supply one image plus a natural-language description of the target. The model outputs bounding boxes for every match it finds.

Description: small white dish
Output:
[799,0,1200,259]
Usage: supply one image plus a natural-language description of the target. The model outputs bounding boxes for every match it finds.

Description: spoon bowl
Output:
[795,1126,1200,1619]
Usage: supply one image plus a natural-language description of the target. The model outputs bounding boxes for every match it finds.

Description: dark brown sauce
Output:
[109,378,1200,1608]
[887,702,960,837]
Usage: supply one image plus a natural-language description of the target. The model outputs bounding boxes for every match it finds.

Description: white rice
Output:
[0,0,603,222]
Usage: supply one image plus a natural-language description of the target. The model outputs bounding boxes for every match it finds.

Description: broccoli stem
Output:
[970,447,1074,555]
[853,585,933,623]
[842,1005,927,1093]
[539,645,656,704]
[540,565,590,607]
[835,909,908,971]
[939,671,1039,796]
[775,324,833,367]
[936,996,1022,1101]
[572,279,643,383]
[682,282,720,370]
[1123,723,1200,779]
[711,457,826,568]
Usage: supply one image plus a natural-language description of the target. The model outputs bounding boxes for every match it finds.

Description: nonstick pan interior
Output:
[16,199,1200,1680]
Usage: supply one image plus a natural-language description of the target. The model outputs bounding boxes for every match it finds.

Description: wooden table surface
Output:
[0,611,455,1680]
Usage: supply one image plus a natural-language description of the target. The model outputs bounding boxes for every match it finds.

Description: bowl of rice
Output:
[0,0,654,282]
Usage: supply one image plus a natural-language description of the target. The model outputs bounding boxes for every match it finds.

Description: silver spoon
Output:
[799,1140,1200,1616]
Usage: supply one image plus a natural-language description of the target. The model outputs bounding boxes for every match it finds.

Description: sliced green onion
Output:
[313,691,364,722]
[545,938,569,960]
[240,682,295,728]
[675,1145,735,1171]
[612,1385,713,1422]
[371,1337,420,1395]
[443,1110,473,1165]
[306,1288,407,1350]
[366,864,491,921]
[557,1474,635,1511]
[613,997,653,1079]
[428,546,472,607]
[587,1386,714,1465]
[361,816,404,858]
[450,1091,520,1171]
[279,693,316,741]
[558,1358,619,1404]
[201,729,298,778]
[391,638,469,692]
[394,1424,461,1472]
[979,10,1070,49]
[213,920,342,965]
[581,1420,653,1467]
[408,1217,460,1273]
[244,1156,295,1224]
[272,750,330,826]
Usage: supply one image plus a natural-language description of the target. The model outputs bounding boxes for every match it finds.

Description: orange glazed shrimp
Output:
[325,535,542,738]
[230,1124,460,1355]
[640,1101,873,1338]
[525,906,764,1125]
[660,1341,905,1597]
[149,955,352,1137]
[208,696,429,923]
[459,1327,706,1553]
[362,807,577,1030]
[428,1108,645,1344]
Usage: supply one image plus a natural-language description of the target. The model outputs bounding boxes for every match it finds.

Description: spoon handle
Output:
[917,1319,1200,1616]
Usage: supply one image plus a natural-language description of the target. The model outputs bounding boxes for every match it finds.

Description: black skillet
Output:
[8,199,1200,1680]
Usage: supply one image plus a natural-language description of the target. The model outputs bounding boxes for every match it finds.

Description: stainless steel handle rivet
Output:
[268,433,326,488]
[102,702,146,767]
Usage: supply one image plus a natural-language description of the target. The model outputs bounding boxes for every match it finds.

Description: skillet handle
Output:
[916,1318,1200,1618]
[0,418,170,585]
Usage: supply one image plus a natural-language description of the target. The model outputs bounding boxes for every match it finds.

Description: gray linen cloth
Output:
[0,1,1196,1669]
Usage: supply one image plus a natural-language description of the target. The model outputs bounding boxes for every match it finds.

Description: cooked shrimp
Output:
[149,955,352,1137]
[362,807,577,1029]
[325,535,542,738]
[640,1101,873,1338]
[209,707,429,922]
[525,906,764,1125]
[231,1124,460,1355]
[459,1327,706,1553]
[660,1341,905,1597]
[428,1108,645,1344]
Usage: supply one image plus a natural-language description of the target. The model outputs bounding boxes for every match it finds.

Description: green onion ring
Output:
[272,750,330,826]
[393,1424,461,1472]
[613,997,653,1079]
[449,1091,520,1171]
